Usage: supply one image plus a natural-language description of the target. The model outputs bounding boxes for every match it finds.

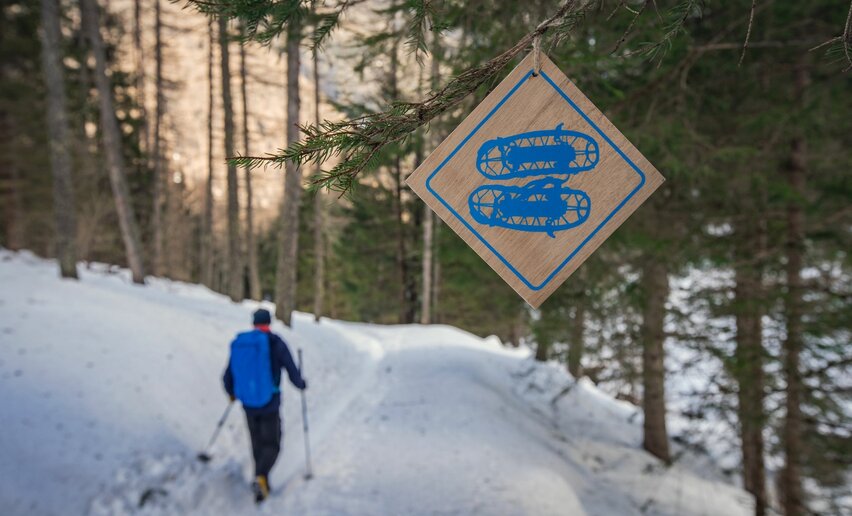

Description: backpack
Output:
[229,329,279,408]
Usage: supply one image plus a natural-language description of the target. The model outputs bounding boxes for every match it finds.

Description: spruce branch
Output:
[186,0,366,48]
[809,0,852,71]
[234,0,587,193]
[624,0,701,63]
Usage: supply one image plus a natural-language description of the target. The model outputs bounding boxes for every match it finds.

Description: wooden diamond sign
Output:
[407,53,665,308]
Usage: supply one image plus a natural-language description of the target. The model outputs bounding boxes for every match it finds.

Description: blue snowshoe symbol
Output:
[476,124,599,180]
[468,178,591,238]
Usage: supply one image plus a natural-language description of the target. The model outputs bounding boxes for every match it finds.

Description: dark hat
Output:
[252,309,272,326]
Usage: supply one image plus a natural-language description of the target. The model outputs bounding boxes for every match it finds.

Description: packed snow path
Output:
[0,251,753,515]
[279,326,590,515]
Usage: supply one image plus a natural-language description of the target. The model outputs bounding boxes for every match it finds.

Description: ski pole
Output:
[197,400,234,462]
[297,348,313,480]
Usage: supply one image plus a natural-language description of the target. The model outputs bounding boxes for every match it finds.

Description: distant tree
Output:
[420,33,441,325]
[79,0,146,284]
[274,16,302,325]
[239,25,262,301]
[39,0,79,279]
[151,0,166,276]
[218,14,242,302]
[311,45,325,321]
[780,58,808,516]
[133,0,148,165]
[201,19,215,287]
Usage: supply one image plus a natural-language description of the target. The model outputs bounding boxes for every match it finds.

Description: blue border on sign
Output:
[425,69,647,291]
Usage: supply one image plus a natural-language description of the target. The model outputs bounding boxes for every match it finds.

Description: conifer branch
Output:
[809,0,852,71]
[234,0,588,193]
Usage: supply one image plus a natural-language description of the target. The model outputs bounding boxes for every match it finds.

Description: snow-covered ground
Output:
[0,250,753,515]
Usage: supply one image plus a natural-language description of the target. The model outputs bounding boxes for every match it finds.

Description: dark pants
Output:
[245,411,281,477]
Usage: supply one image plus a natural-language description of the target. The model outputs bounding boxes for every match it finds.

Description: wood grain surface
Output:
[407,53,665,308]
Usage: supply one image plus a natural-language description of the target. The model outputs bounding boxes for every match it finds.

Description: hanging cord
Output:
[532,35,542,76]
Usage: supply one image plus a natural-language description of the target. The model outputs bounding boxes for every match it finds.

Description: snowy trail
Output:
[275,327,589,515]
[0,251,753,516]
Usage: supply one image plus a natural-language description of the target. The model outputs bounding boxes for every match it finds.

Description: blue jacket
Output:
[223,329,306,414]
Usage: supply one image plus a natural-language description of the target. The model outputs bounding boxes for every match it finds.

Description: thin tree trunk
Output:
[734,215,767,516]
[239,28,261,300]
[420,35,440,325]
[274,19,301,326]
[388,41,413,324]
[420,208,433,324]
[201,20,215,287]
[73,45,104,262]
[80,0,146,283]
[433,219,441,323]
[568,303,585,378]
[133,0,148,169]
[311,46,325,321]
[641,258,670,463]
[218,15,241,302]
[151,0,165,276]
[40,0,79,278]
[780,61,808,516]
[1,112,25,251]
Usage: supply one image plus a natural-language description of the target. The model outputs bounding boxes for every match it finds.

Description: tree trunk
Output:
[534,338,549,361]
[274,19,301,326]
[239,28,261,301]
[218,15,241,302]
[40,0,79,279]
[420,36,440,325]
[201,20,215,287]
[151,0,165,276]
[568,303,585,378]
[433,219,441,323]
[388,41,413,324]
[311,46,325,321]
[641,258,670,463]
[733,216,767,516]
[1,110,25,251]
[133,0,148,169]
[81,0,146,283]
[780,61,808,516]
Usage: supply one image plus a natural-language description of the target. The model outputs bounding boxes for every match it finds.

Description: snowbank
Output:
[0,250,752,515]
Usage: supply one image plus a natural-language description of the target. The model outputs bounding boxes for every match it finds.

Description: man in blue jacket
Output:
[223,308,306,503]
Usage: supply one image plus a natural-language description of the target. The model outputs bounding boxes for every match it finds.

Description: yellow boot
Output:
[253,475,270,503]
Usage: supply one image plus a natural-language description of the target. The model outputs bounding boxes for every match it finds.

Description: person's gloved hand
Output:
[300,379,308,391]
[229,394,236,402]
